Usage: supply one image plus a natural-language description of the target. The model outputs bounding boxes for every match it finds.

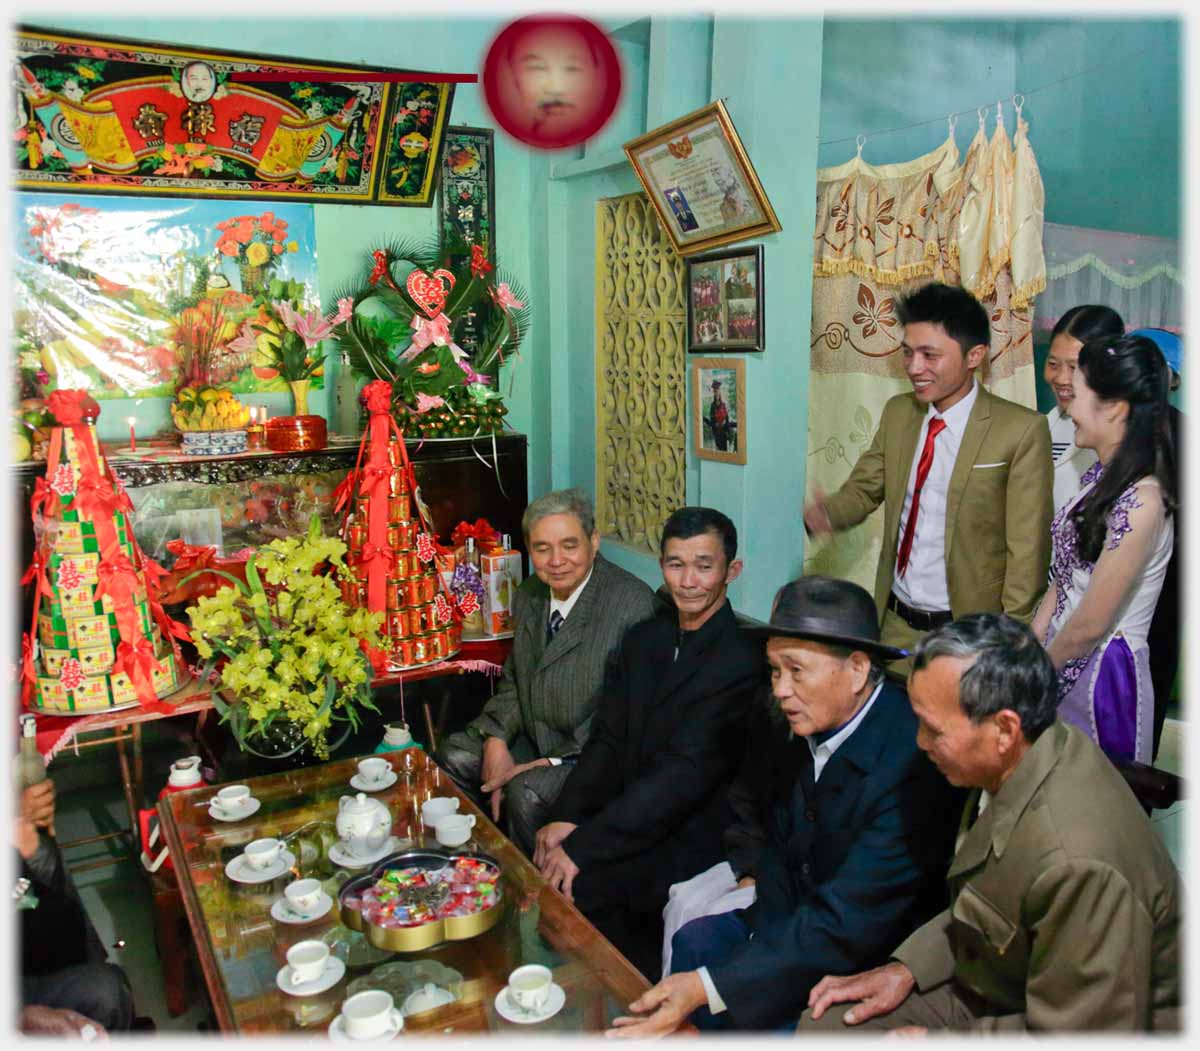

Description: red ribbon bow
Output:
[47,389,100,426]
[95,554,141,608]
[363,379,393,415]
[354,543,396,573]
[71,477,120,521]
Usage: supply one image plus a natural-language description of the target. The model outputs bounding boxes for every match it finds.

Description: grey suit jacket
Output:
[468,553,657,759]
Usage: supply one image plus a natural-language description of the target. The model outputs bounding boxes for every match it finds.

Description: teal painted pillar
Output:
[704,17,823,619]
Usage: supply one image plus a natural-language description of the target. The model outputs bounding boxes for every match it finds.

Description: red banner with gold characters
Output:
[14,25,471,206]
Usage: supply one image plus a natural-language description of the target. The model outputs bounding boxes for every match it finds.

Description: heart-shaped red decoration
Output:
[406,268,456,319]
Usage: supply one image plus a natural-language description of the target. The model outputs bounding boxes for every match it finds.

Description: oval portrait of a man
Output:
[482,15,622,150]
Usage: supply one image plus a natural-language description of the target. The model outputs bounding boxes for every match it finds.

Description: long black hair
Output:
[1071,334,1176,563]
[1050,304,1125,345]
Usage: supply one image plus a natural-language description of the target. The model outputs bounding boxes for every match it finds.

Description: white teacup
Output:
[213,785,251,815]
[357,757,390,785]
[433,813,476,847]
[243,837,282,872]
[286,939,330,986]
[341,989,403,1039]
[284,878,323,916]
[507,964,552,1014]
[421,796,459,827]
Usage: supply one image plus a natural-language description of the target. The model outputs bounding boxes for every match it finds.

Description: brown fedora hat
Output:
[742,575,906,661]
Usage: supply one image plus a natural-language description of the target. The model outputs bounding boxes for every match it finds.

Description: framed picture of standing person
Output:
[692,358,746,464]
[686,244,765,352]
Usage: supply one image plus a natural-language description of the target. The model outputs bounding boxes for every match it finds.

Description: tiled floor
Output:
[46,713,1187,1033]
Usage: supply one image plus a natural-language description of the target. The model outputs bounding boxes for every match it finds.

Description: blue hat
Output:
[1130,328,1182,376]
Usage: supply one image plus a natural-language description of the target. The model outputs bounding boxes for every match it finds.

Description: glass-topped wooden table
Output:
[157,748,651,1034]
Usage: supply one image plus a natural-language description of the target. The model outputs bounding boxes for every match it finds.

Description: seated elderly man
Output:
[608,576,960,1035]
[803,613,1182,1033]
[439,488,655,853]
[533,507,762,979]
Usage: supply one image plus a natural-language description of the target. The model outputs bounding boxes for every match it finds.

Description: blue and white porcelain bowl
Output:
[181,429,248,456]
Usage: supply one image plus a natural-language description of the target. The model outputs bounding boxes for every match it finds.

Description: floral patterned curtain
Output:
[804,113,1044,590]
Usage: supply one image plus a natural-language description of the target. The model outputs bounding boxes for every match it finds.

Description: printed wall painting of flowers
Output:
[13,193,319,399]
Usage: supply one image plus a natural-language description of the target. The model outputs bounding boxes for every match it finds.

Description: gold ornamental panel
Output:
[595,192,687,552]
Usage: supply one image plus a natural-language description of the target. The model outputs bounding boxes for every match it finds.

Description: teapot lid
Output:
[167,755,203,787]
[340,791,386,813]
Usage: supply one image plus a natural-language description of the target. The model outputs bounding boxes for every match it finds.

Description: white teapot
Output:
[336,792,392,858]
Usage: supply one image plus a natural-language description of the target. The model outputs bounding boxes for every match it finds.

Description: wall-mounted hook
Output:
[855,133,866,158]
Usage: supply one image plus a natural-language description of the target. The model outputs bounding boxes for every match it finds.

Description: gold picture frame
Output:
[624,100,781,257]
[692,357,747,464]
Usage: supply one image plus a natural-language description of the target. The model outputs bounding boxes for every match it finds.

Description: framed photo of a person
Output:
[624,99,781,257]
[692,358,746,465]
[686,245,764,353]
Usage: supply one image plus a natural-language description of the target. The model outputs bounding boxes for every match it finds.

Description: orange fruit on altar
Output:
[252,365,280,381]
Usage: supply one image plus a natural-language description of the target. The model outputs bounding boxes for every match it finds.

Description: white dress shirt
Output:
[697,680,885,1015]
[548,565,593,624]
[1047,406,1098,512]
[891,381,979,612]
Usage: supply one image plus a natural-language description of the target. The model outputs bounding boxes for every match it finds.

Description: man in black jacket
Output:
[17,781,134,1033]
[532,507,763,979]
[608,576,961,1034]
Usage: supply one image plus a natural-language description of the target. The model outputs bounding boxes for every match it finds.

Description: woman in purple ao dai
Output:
[1031,334,1176,764]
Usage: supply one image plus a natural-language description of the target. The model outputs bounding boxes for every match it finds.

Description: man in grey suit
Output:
[439,489,656,854]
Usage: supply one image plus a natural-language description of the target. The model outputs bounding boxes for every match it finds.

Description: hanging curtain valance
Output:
[1035,222,1182,334]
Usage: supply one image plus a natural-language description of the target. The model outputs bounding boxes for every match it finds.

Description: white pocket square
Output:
[973,462,1008,469]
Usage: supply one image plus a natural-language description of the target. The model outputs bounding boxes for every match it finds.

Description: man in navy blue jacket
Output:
[607,575,961,1034]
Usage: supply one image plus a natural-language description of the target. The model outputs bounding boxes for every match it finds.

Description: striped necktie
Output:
[547,609,564,643]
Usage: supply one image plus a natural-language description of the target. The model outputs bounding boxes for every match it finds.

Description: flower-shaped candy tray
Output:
[338,848,503,953]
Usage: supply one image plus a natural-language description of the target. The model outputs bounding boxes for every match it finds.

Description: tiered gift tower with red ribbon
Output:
[333,380,468,668]
[22,391,185,715]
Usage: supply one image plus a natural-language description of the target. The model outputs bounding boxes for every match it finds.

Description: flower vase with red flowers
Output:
[332,239,529,437]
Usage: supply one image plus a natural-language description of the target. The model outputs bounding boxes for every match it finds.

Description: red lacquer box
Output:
[265,414,328,452]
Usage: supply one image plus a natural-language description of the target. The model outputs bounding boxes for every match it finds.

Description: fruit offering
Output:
[171,385,252,432]
[343,857,501,929]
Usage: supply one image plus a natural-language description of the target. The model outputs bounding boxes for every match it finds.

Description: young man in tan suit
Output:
[800,614,1181,1033]
[804,284,1052,672]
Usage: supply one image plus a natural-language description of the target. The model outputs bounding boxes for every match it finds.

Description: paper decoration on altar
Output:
[14,25,461,206]
[13,193,318,399]
[22,390,186,715]
[333,381,469,668]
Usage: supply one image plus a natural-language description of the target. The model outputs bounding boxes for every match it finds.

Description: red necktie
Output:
[896,417,947,578]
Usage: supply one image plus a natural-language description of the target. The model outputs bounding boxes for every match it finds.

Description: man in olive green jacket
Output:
[801,614,1181,1034]
[805,284,1052,675]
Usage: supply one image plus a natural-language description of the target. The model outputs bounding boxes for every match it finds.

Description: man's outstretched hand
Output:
[605,972,706,1038]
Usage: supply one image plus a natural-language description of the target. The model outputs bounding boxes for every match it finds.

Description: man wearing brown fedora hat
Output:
[608,576,960,1035]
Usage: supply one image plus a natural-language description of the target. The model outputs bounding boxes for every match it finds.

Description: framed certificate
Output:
[624,100,781,257]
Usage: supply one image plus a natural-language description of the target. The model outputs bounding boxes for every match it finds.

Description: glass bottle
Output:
[333,352,361,437]
[18,714,46,790]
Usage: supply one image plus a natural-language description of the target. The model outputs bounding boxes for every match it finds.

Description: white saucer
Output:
[328,837,401,869]
[271,891,334,925]
[494,983,566,1025]
[225,849,295,884]
[208,797,261,822]
[276,956,346,997]
[349,770,398,793]
[328,1009,404,1041]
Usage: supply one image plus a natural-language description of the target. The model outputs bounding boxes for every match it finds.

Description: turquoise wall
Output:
[818,17,1181,235]
[537,16,824,619]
